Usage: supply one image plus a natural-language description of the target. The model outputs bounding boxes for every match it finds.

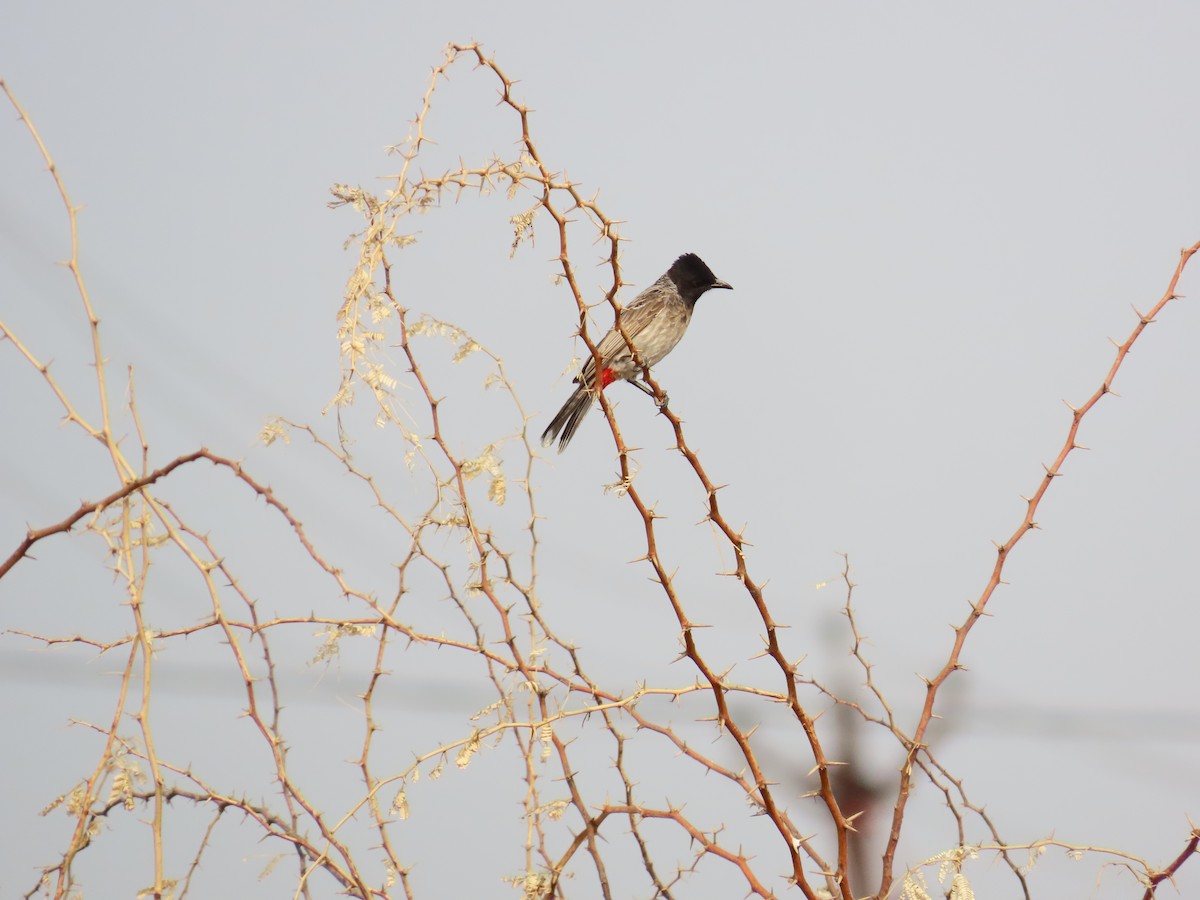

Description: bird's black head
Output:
[667,252,733,305]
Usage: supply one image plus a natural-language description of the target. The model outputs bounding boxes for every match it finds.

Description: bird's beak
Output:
[713,279,733,291]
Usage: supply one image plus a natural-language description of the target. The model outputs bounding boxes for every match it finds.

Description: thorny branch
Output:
[877,237,1200,898]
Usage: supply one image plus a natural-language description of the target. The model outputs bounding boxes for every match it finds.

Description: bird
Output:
[540,252,733,452]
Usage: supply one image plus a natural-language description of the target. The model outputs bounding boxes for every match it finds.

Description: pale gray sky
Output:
[2,3,1198,898]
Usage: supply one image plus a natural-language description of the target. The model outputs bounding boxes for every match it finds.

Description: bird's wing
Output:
[578,283,672,382]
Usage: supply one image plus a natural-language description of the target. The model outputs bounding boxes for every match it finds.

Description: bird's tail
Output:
[540,384,594,453]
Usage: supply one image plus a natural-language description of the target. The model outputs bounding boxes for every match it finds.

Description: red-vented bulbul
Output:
[541,253,732,452]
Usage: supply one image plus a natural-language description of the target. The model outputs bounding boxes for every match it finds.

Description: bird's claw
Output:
[656,391,670,410]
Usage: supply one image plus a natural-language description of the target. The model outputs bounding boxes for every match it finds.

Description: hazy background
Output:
[2,2,1198,897]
